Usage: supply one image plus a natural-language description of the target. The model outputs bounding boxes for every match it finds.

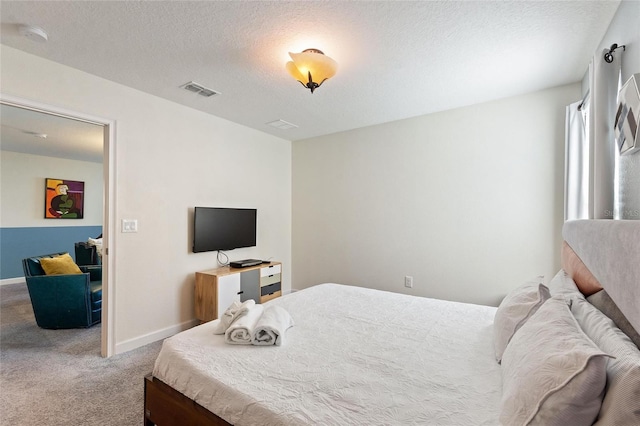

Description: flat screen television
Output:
[192,207,257,253]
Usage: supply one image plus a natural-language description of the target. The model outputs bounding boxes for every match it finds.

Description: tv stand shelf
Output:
[195,262,282,322]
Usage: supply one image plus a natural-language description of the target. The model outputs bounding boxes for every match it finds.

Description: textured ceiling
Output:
[0,1,620,144]
[0,104,104,163]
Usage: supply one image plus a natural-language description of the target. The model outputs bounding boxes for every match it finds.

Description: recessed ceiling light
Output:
[266,119,298,130]
[18,24,48,43]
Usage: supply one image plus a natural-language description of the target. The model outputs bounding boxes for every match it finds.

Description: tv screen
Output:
[193,207,257,253]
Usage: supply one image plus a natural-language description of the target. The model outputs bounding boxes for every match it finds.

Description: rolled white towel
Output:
[212,299,256,335]
[225,304,264,345]
[251,306,294,346]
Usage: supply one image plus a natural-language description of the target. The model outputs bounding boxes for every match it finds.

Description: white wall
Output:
[595,0,640,219]
[1,151,103,226]
[293,83,580,306]
[1,46,292,352]
[600,1,640,94]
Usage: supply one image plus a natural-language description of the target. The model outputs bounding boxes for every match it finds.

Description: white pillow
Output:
[500,296,610,426]
[570,297,640,426]
[493,277,550,362]
[587,289,640,350]
[547,269,585,300]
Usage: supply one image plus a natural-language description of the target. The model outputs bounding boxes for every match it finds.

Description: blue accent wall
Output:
[0,226,102,279]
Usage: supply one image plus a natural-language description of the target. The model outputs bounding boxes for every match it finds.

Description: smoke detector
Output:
[18,24,48,43]
[180,81,220,97]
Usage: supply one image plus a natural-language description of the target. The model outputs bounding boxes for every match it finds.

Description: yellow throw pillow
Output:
[40,253,82,275]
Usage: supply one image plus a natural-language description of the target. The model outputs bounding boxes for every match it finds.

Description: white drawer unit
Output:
[259,264,282,303]
[260,264,281,277]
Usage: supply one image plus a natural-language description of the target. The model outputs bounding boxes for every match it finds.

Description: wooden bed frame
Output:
[144,375,230,426]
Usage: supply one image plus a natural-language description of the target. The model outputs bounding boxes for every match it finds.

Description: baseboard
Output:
[0,277,26,286]
[114,318,200,355]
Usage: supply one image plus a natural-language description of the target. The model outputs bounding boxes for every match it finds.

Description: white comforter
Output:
[153,283,501,425]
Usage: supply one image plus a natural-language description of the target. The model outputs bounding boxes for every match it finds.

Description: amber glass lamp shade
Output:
[286,49,337,93]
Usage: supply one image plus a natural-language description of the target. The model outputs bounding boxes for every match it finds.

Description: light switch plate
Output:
[122,219,138,233]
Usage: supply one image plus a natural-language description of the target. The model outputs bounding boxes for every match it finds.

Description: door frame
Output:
[1,93,116,357]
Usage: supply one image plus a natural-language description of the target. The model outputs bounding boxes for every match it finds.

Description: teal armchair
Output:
[22,252,102,329]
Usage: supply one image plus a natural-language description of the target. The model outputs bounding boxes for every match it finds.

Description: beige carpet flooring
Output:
[0,283,162,425]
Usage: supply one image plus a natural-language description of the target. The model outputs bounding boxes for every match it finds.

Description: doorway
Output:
[0,94,115,357]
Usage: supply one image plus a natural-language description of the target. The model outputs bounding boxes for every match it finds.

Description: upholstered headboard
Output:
[562,220,640,339]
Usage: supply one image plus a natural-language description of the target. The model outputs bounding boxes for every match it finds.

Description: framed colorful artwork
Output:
[45,178,84,219]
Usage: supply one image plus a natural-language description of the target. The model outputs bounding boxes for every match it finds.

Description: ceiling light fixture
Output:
[18,24,48,43]
[286,49,337,94]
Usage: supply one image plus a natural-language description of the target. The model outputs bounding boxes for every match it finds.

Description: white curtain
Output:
[565,99,590,221]
[565,49,621,221]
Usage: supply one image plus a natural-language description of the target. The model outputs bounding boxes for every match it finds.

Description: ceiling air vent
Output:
[266,119,298,130]
[180,81,220,97]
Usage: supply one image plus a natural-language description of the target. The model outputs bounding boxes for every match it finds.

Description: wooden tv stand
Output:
[194,261,281,322]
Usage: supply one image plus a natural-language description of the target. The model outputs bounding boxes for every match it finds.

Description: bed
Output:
[145,220,640,425]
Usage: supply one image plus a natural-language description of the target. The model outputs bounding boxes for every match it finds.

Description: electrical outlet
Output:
[404,276,413,288]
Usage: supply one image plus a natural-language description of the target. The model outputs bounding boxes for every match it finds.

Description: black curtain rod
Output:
[577,89,590,111]
[604,43,625,63]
